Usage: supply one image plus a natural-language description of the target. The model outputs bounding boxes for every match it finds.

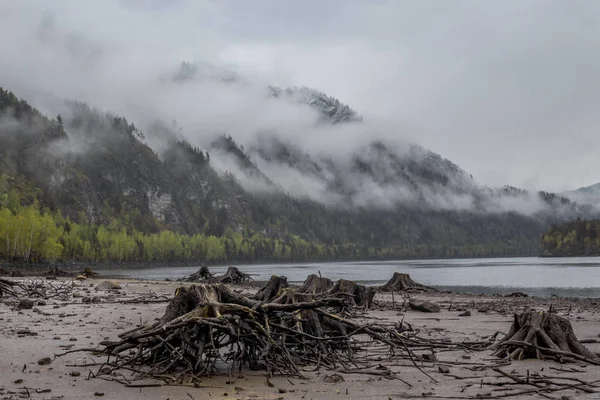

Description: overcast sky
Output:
[1,0,599,192]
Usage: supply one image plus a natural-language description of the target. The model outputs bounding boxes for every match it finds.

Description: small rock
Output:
[70,371,81,377]
[75,275,87,281]
[323,373,345,383]
[409,299,440,313]
[37,300,46,306]
[278,388,288,393]
[421,353,437,361]
[95,280,121,291]
[69,337,78,342]
[53,336,61,340]
[18,299,34,310]
[438,365,450,373]
[94,392,105,397]
[82,296,100,304]
[505,292,528,298]
[461,354,472,360]
[14,379,23,384]
[37,357,52,366]
[458,310,471,317]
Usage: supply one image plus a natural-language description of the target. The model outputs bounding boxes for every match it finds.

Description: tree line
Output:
[541,218,600,256]
[0,178,532,264]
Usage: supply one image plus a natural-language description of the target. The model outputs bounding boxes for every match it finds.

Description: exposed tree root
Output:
[490,311,599,363]
[0,277,16,297]
[0,278,74,300]
[94,283,428,382]
[379,273,434,293]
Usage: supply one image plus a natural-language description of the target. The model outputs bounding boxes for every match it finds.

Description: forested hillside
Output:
[541,219,600,257]
[0,85,597,265]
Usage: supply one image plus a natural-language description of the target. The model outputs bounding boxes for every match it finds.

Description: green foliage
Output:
[541,218,600,256]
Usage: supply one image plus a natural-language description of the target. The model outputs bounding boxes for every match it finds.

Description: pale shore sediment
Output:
[1,278,599,400]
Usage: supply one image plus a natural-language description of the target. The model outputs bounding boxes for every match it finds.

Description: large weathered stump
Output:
[380,273,434,292]
[328,279,375,309]
[254,275,288,302]
[215,267,253,285]
[297,274,333,295]
[490,311,599,362]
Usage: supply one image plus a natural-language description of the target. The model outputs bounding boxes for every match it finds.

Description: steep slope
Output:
[1,85,598,262]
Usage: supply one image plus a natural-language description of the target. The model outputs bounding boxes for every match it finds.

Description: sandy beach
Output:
[2,277,600,400]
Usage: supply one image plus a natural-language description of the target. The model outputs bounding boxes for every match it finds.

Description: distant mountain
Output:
[1,70,599,262]
[562,183,600,207]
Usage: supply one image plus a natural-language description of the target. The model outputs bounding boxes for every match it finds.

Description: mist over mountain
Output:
[562,183,600,208]
[1,57,598,261]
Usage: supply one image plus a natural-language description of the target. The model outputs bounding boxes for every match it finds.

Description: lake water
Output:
[94,257,600,298]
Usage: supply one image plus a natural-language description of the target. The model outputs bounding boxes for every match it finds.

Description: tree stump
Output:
[490,311,599,362]
[297,274,333,295]
[327,279,375,309]
[380,273,434,292]
[184,266,214,282]
[80,267,98,278]
[215,267,253,285]
[95,283,411,380]
[254,275,288,302]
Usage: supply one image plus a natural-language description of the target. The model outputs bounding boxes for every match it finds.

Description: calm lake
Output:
[95,257,600,298]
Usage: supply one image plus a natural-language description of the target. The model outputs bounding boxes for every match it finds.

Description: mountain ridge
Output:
[1,80,598,262]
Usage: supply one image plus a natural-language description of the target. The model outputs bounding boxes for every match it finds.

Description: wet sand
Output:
[1,278,600,400]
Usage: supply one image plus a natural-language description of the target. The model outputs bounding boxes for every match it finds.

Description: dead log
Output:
[254,275,288,302]
[183,266,214,282]
[327,279,375,309]
[380,273,435,292]
[215,267,253,285]
[297,274,333,295]
[490,311,599,363]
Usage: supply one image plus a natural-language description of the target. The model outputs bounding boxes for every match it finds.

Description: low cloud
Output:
[1,0,598,216]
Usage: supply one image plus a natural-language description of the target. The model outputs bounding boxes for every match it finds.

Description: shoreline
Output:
[0,253,543,272]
